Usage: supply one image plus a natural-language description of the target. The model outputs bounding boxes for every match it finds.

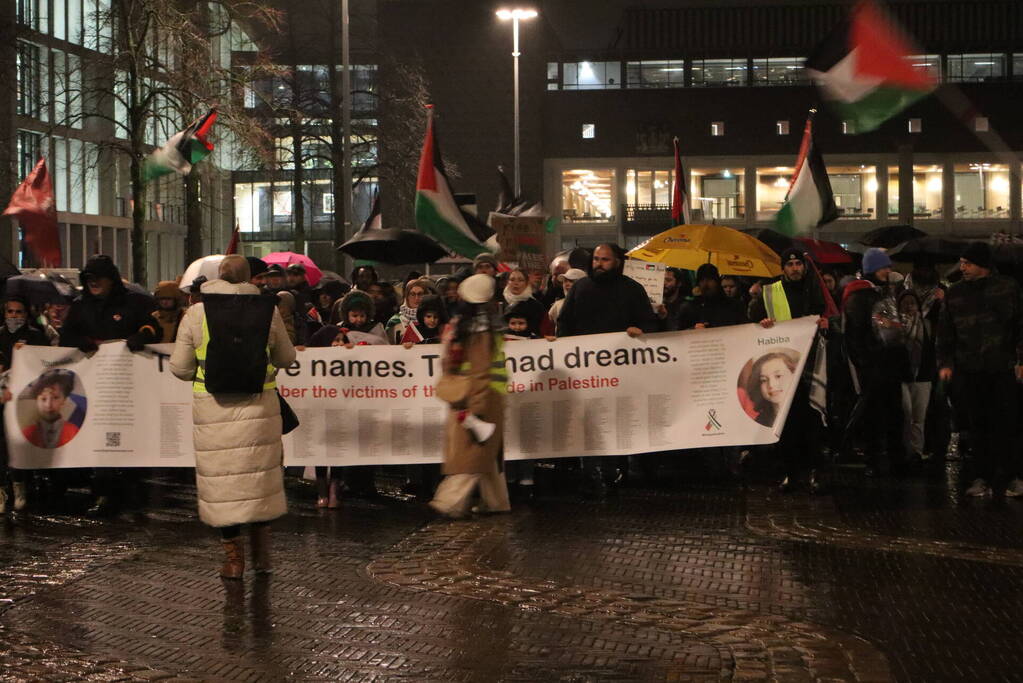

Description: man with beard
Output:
[247,257,269,289]
[557,243,657,338]
[749,248,829,493]
[556,243,657,497]
[677,264,746,331]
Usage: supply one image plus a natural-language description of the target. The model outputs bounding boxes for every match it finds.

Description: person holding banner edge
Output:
[749,247,830,493]
[170,255,296,580]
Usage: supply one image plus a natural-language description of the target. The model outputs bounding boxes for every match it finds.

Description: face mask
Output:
[6,316,26,333]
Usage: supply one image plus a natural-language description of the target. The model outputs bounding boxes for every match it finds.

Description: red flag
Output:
[225,220,240,255]
[670,137,692,225]
[3,158,60,267]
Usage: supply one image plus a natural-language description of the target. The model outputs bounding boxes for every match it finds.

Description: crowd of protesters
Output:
[1,237,1021,546]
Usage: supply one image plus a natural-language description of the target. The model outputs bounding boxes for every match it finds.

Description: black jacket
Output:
[0,322,50,370]
[59,256,158,348]
[676,292,747,330]
[557,272,658,337]
[748,276,826,322]
[937,274,1023,374]
[843,279,906,379]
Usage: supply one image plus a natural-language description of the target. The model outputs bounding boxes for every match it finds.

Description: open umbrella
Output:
[4,273,63,305]
[793,237,853,264]
[627,224,781,278]
[859,224,928,249]
[742,228,795,255]
[262,252,323,286]
[339,228,450,265]
[180,254,226,292]
[888,237,966,263]
[0,256,20,281]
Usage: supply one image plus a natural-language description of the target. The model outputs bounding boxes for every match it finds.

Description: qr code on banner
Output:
[105,432,121,448]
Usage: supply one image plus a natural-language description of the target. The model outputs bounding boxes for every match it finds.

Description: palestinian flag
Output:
[805,0,935,133]
[143,109,218,182]
[775,115,838,237]
[415,106,497,259]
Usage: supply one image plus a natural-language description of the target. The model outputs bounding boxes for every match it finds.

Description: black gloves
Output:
[125,333,148,352]
[78,339,99,353]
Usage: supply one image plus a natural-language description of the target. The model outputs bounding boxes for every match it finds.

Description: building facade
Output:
[379,0,1023,255]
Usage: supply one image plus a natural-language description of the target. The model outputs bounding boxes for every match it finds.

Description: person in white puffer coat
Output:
[170,255,296,580]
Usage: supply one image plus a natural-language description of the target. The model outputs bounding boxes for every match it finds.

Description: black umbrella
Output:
[339,228,450,265]
[4,274,63,305]
[888,236,966,263]
[742,228,795,255]
[0,256,20,280]
[859,225,928,249]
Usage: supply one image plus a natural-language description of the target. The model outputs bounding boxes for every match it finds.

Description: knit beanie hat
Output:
[473,253,499,271]
[695,263,720,283]
[779,247,804,265]
[960,241,992,269]
[862,248,893,275]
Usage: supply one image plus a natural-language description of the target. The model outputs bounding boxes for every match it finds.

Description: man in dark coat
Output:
[557,244,658,338]
[677,264,747,331]
[60,255,159,516]
[842,248,907,478]
[749,247,829,493]
[937,241,1023,497]
[555,243,657,497]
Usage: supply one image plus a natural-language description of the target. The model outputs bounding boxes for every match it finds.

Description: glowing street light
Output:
[496,7,538,196]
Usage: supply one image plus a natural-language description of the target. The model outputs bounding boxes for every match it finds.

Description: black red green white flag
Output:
[143,109,217,182]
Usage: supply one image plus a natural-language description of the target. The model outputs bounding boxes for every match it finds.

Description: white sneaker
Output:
[12,482,27,511]
[1004,478,1023,498]
[965,478,993,497]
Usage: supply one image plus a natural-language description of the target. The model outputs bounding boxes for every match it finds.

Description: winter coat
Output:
[441,330,504,475]
[152,309,186,343]
[936,274,1023,374]
[169,279,296,528]
[676,292,748,330]
[843,278,907,383]
[557,272,658,337]
[0,322,51,371]
[60,256,158,348]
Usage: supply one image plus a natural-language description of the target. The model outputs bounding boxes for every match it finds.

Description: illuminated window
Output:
[710,121,724,136]
[691,58,747,87]
[948,54,1004,82]
[953,163,1010,219]
[974,117,989,132]
[908,118,922,133]
[691,168,744,219]
[625,60,684,89]
[776,120,790,135]
[751,57,807,85]
[581,123,595,139]
[561,169,615,223]
[828,165,877,220]
[906,165,943,218]
[562,61,621,90]
[625,169,673,207]
[755,167,794,220]
[905,54,941,82]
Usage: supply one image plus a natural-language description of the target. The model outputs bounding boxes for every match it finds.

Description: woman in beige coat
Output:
[429,274,511,518]
[170,255,296,579]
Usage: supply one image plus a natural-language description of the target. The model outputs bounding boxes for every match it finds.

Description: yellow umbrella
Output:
[627,224,782,277]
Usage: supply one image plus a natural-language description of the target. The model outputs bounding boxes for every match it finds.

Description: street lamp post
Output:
[496,8,538,197]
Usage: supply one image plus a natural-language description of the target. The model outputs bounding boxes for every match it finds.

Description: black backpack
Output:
[202,293,278,395]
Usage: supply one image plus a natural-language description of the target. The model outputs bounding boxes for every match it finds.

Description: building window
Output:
[547,62,559,90]
[16,41,42,119]
[751,57,807,86]
[625,169,672,207]
[974,116,990,132]
[906,54,941,82]
[947,54,1005,82]
[828,166,877,219]
[625,60,684,89]
[561,169,615,223]
[17,0,48,32]
[756,167,794,220]
[691,58,747,87]
[322,193,334,214]
[842,121,856,135]
[561,61,621,90]
[16,130,42,181]
[581,123,595,139]
[908,118,922,133]
[953,163,1010,219]
[691,168,744,219]
[909,165,943,219]
[710,121,724,136]
[776,121,789,135]
[1014,54,1023,80]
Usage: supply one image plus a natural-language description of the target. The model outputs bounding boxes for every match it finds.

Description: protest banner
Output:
[489,213,546,264]
[624,259,667,305]
[5,318,818,468]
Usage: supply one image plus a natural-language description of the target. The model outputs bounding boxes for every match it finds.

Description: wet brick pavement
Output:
[2,463,1023,681]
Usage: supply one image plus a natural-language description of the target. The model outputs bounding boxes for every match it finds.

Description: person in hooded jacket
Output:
[309,290,387,347]
[151,281,187,343]
[500,268,546,337]
[170,255,295,579]
[59,255,160,516]
[677,264,748,331]
[402,295,448,345]
[0,296,54,513]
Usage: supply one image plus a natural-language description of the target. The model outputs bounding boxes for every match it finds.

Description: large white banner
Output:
[5,318,818,468]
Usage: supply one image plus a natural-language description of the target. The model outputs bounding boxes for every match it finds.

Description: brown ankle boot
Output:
[250,524,272,574]
[220,538,244,579]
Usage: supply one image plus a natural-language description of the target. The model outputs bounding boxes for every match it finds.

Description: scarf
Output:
[503,285,534,307]
[398,304,418,327]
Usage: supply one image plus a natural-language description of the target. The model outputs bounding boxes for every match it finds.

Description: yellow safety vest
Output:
[458,332,508,395]
[193,315,277,393]
[763,280,793,322]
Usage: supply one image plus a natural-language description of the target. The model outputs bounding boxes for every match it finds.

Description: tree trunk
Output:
[184,173,204,261]
[291,120,305,253]
[130,153,147,284]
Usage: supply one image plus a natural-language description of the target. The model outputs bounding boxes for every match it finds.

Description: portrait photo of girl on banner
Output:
[737,348,801,429]
[16,368,88,449]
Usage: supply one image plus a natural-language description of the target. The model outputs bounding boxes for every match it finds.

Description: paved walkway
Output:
[2,464,1022,681]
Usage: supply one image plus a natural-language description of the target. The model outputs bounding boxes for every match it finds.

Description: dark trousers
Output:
[220,520,269,540]
[956,370,1018,486]
[860,373,905,468]
[777,383,820,479]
